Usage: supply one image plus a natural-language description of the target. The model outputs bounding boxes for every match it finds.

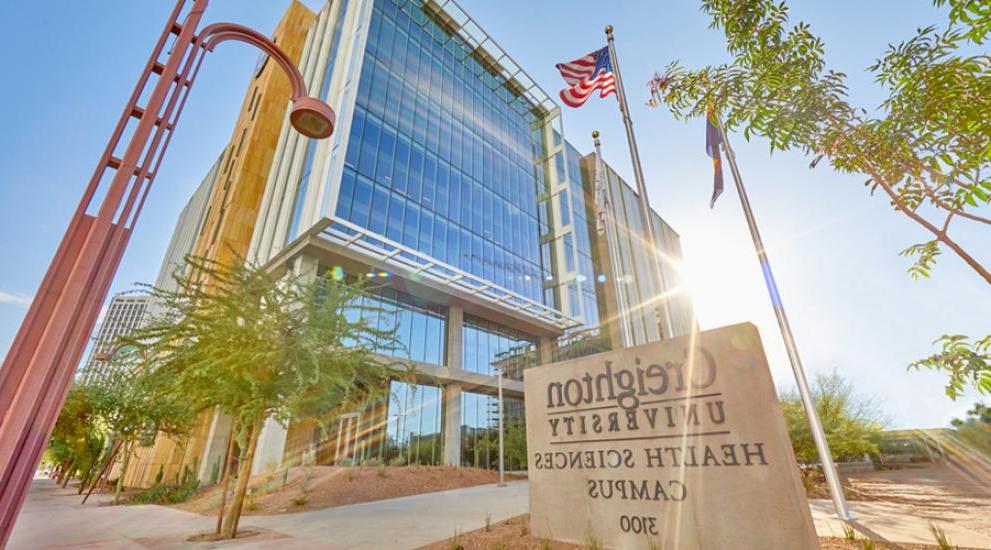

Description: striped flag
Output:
[555,46,616,108]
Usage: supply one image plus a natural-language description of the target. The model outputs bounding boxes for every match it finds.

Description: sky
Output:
[0,0,987,429]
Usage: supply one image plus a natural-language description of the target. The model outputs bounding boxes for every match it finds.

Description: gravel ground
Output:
[174,465,519,516]
[418,514,947,549]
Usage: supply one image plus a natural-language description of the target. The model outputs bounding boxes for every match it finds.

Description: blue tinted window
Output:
[335,1,553,304]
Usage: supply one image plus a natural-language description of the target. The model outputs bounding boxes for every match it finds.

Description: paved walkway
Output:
[11,477,991,548]
[811,498,991,548]
[9,477,527,549]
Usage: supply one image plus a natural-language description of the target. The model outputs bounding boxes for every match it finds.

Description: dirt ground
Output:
[845,462,991,539]
[417,514,943,549]
[175,465,518,516]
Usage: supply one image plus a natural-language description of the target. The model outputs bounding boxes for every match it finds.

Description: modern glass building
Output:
[220,0,694,472]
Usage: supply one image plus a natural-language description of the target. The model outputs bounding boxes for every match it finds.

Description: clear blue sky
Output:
[0,1,987,428]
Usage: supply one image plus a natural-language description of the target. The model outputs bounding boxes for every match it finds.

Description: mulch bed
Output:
[175,465,519,516]
[418,514,948,550]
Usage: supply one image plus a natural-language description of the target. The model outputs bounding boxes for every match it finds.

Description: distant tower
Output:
[78,294,151,384]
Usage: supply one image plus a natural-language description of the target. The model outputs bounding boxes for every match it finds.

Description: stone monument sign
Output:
[524,323,818,549]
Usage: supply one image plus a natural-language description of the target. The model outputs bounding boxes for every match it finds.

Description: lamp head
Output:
[290,97,335,139]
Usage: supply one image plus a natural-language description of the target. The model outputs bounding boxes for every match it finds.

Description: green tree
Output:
[85,351,196,504]
[648,0,991,396]
[950,402,991,457]
[45,384,105,488]
[780,372,888,465]
[130,257,412,539]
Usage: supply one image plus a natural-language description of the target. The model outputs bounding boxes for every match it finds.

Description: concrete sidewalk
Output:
[11,477,991,548]
[811,498,991,549]
[9,477,527,549]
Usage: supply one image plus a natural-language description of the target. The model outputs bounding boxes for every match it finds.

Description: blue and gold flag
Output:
[705,109,724,208]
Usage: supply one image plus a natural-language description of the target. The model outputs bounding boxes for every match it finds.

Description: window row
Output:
[346,107,541,252]
[337,169,547,302]
[341,283,448,366]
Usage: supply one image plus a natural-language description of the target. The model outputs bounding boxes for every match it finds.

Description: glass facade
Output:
[460,390,524,470]
[384,380,443,465]
[287,0,353,243]
[344,283,447,365]
[462,314,538,381]
[318,380,442,466]
[564,141,600,327]
[332,0,550,304]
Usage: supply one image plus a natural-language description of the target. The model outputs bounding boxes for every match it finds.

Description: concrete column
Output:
[443,386,462,466]
[251,416,289,476]
[292,252,320,282]
[539,335,557,366]
[443,305,464,466]
[197,407,233,484]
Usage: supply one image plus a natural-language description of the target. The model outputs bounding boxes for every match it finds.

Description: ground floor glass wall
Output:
[313,380,443,466]
[460,390,524,470]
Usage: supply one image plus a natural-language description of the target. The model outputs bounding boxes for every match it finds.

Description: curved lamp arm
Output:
[197,22,335,139]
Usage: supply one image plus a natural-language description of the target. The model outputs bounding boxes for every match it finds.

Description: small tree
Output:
[649,0,991,395]
[46,384,104,488]
[780,371,888,466]
[950,402,991,457]
[85,350,196,504]
[131,257,412,539]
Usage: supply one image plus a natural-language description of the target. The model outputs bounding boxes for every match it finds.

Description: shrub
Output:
[780,371,887,465]
[128,479,200,505]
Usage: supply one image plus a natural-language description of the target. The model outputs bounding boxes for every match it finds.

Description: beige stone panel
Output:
[524,323,817,550]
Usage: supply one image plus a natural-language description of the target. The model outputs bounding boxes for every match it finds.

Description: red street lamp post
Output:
[0,1,333,544]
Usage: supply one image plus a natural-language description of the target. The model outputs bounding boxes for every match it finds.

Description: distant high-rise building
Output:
[78,294,151,385]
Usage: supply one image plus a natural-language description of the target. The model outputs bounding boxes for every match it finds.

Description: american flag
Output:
[555,46,616,108]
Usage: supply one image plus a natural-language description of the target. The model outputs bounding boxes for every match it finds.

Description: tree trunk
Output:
[78,458,99,495]
[215,416,240,535]
[114,440,132,505]
[57,459,71,485]
[221,415,262,539]
[82,438,122,504]
[59,459,74,488]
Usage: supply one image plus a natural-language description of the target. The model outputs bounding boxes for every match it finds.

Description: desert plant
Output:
[449,527,464,550]
[861,538,876,550]
[292,495,309,507]
[377,465,388,478]
[780,371,888,465]
[843,524,857,541]
[585,531,603,550]
[128,257,413,538]
[299,467,315,494]
[128,479,200,505]
[930,523,954,550]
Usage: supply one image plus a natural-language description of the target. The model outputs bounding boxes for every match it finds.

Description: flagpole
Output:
[714,115,854,521]
[604,25,675,340]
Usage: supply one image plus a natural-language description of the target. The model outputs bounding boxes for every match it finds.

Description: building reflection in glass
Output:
[460,390,523,470]
[462,314,537,380]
